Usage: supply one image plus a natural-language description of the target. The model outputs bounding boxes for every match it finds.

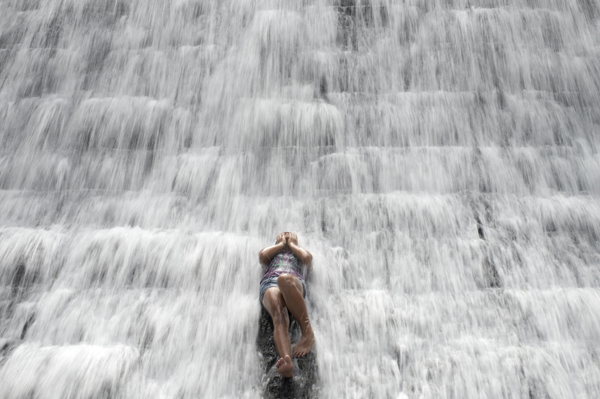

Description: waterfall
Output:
[1,0,600,397]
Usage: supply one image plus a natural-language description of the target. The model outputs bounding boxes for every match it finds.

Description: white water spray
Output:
[1,0,600,398]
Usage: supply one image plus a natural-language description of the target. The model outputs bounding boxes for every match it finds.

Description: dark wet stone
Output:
[11,262,26,295]
[0,339,19,366]
[257,307,319,399]
[484,257,502,289]
[20,313,35,340]
[474,214,485,240]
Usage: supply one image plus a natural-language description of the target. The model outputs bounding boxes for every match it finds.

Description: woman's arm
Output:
[288,233,313,268]
[259,239,287,266]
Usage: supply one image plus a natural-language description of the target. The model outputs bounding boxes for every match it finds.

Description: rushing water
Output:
[1,0,600,398]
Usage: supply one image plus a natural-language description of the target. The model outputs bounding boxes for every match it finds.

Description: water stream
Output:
[1,0,600,398]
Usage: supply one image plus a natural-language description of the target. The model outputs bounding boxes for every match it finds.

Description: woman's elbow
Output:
[259,251,269,265]
[304,253,313,266]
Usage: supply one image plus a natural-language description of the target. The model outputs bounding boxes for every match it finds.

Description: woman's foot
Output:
[292,330,315,357]
[275,355,294,378]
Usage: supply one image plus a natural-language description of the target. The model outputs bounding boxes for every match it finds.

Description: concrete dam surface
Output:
[1,0,600,398]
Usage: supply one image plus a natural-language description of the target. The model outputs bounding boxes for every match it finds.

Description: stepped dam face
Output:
[1,0,600,398]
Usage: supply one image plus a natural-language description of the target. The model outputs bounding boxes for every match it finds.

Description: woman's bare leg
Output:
[276,274,315,357]
[262,287,294,377]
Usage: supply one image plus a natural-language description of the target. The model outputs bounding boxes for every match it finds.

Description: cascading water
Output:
[1,0,600,397]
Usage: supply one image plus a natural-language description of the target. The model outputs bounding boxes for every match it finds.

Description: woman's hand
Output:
[276,233,289,247]
[288,232,298,245]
